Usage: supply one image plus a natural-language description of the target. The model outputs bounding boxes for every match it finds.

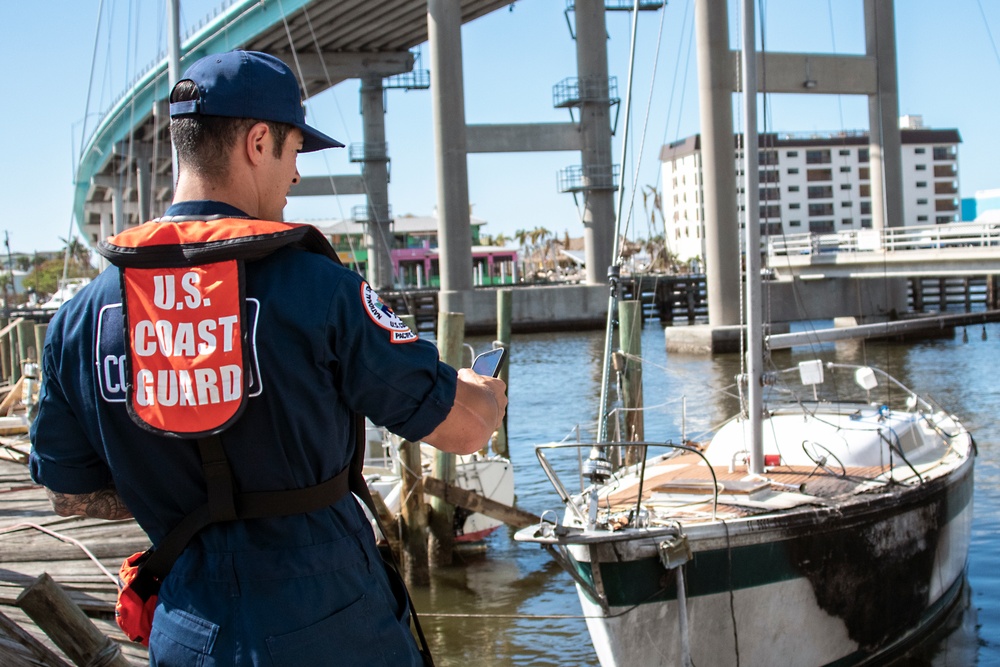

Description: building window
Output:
[759,151,779,165]
[809,220,835,233]
[838,149,851,156]
[789,202,801,210]
[916,181,927,188]
[789,220,801,227]
[861,218,872,228]
[917,215,928,222]
[915,164,927,171]
[860,184,871,197]
[760,170,781,183]
[841,218,853,225]
[806,149,831,164]
[762,222,783,235]
[917,198,928,205]
[839,166,851,173]
[858,148,870,163]
[760,187,781,201]
[860,201,872,215]
[840,183,852,191]
[859,167,870,180]
[760,205,782,219]
[936,215,955,224]
[841,201,853,208]
[788,185,800,193]
[808,203,834,216]
[787,167,799,175]
[787,150,799,158]
[933,146,956,160]
[807,185,833,199]
[807,169,833,182]
[915,147,926,154]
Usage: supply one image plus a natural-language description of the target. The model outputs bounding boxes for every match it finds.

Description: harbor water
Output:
[410,320,1000,666]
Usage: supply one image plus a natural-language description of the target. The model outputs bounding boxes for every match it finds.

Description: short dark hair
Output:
[169,80,294,179]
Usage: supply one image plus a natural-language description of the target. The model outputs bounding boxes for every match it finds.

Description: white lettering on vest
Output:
[136,369,154,406]
[153,275,175,309]
[181,272,201,309]
[134,368,242,408]
[133,316,239,358]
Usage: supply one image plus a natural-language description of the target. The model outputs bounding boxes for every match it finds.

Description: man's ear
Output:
[245,122,271,166]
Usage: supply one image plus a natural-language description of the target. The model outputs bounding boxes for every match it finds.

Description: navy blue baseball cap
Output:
[169,50,343,152]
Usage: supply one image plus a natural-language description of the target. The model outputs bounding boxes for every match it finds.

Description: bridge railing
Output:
[767,222,1000,257]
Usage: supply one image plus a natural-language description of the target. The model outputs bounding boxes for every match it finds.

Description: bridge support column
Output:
[695,0,740,326]
[573,0,616,285]
[865,0,904,233]
[428,0,473,313]
[360,75,393,290]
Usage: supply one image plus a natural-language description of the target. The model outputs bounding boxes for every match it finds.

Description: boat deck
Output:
[603,451,892,522]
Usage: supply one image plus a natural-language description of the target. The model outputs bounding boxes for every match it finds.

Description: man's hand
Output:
[46,487,133,520]
[422,368,508,455]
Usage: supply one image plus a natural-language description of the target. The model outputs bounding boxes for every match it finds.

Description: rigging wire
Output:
[283,0,403,288]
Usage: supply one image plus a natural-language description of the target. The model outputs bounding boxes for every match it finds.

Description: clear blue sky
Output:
[4,0,1000,254]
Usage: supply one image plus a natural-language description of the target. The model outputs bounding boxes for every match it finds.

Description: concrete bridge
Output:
[76,0,665,305]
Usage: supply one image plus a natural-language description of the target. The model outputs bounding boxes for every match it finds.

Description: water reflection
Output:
[417,323,999,666]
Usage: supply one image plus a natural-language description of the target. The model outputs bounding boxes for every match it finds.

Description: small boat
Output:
[516,360,974,665]
[364,423,514,545]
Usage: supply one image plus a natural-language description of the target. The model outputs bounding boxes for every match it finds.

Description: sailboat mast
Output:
[741,0,764,475]
[596,0,645,445]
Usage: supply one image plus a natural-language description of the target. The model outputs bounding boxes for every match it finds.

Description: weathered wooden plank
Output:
[423,476,541,529]
[15,574,130,667]
[0,607,72,667]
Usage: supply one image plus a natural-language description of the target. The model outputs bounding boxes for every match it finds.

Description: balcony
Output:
[553,76,620,108]
[348,142,389,163]
[352,204,393,223]
[383,70,430,91]
[558,164,619,193]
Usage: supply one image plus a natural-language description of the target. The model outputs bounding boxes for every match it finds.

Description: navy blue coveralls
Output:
[30,201,456,666]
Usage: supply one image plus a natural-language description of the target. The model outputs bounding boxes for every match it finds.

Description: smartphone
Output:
[471,347,507,378]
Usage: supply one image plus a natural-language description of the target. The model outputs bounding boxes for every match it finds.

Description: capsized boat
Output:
[515,360,974,665]
[364,423,515,545]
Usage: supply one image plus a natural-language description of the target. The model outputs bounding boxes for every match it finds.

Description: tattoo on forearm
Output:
[47,488,133,520]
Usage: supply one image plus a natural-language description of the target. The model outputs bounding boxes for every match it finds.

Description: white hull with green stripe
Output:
[516,363,975,666]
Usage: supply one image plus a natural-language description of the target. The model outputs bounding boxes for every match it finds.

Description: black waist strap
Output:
[143,434,351,580]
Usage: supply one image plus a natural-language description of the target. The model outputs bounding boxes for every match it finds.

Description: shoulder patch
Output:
[360,282,417,343]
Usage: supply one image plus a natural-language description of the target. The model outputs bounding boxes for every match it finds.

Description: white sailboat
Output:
[515,1,975,664]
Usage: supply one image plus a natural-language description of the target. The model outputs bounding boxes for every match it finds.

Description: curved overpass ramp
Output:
[76,0,513,244]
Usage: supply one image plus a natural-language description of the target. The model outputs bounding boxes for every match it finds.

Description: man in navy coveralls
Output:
[29,50,507,666]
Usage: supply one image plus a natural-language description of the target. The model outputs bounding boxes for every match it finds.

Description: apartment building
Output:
[659,120,961,262]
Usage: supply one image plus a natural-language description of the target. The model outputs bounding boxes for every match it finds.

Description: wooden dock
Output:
[0,434,151,666]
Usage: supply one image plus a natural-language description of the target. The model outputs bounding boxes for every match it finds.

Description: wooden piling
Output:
[397,314,429,585]
[0,317,9,382]
[494,289,512,458]
[618,300,644,467]
[7,320,19,384]
[15,573,130,667]
[429,311,463,566]
[16,321,33,368]
[34,323,47,374]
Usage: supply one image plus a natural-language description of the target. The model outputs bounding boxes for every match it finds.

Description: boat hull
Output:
[570,455,974,667]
